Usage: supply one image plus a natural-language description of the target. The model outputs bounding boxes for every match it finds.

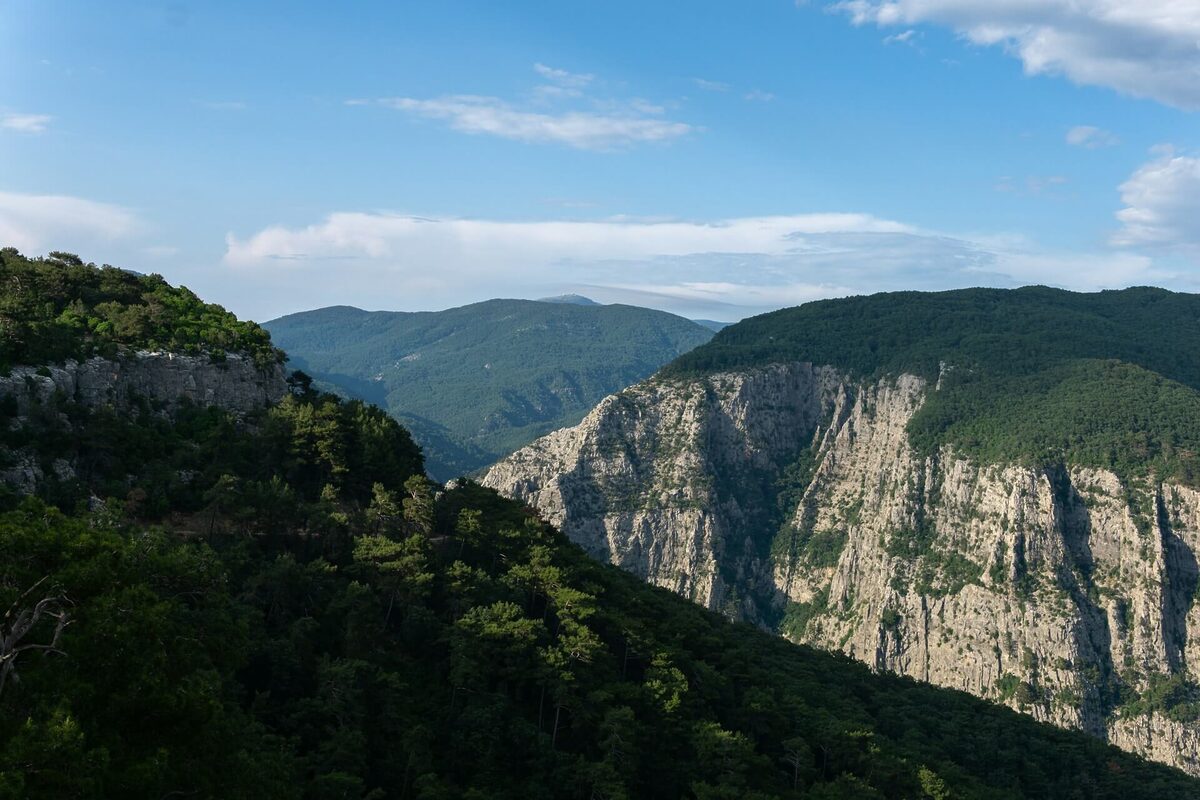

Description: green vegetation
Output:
[995,674,1022,703]
[0,249,281,370]
[264,299,713,480]
[780,588,830,641]
[665,286,1200,485]
[1119,673,1200,724]
[3,262,1199,797]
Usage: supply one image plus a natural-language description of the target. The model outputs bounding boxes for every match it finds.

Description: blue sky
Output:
[2,1,1199,322]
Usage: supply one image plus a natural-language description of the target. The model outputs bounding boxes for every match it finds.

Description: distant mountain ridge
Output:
[265,298,714,479]
[535,293,600,305]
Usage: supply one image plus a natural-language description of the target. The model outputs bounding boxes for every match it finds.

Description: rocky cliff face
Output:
[1,351,287,493]
[483,362,1200,774]
[0,351,287,416]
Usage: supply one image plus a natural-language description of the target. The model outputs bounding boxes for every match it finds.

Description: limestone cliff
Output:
[483,361,1200,774]
[0,351,287,415]
[1,351,287,492]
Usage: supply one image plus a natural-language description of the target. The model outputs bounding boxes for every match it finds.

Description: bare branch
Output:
[0,578,71,698]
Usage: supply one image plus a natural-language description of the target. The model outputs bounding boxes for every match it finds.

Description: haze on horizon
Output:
[2,0,1199,323]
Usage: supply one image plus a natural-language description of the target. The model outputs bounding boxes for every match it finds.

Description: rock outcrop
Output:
[483,361,1200,774]
[1,351,287,494]
[0,351,287,416]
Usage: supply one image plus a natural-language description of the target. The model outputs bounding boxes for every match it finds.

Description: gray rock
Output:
[484,361,1200,774]
[0,351,286,416]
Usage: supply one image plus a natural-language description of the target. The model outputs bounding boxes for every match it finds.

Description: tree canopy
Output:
[664,286,1200,484]
[2,261,1198,798]
[0,248,282,370]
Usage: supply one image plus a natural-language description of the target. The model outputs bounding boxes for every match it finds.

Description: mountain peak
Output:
[535,294,600,306]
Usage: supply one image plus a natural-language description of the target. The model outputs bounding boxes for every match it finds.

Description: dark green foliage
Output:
[1120,673,1200,724]
[264,300,713,479]
[1,384,423,521]
[880,607,902,630]
[2,269,1199,797]
[5,481,1197,798]
[780,588,830,641]
[2,389,1192,800]
[995,674,1021,703]
[907,360,1200,485]
[665,286,1200,386]
[665,286,1200,485]
[0,249,282,370]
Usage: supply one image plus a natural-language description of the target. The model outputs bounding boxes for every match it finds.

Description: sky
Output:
[2,1,1199,323]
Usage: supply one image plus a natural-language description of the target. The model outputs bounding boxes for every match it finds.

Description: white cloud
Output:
[693,78,731,92]
[832,1,1200,109]
[224,209,1183,320]
[226,212,911,268]
[1066,125,1119,148]
[374,95,693,150]
[1,113,52,133]
[360,63,693,150]
[0,191,141,253]
[1114,149,1200,251]
[744,89,776,102]
[533,63,593,88]
[883,28,919,45]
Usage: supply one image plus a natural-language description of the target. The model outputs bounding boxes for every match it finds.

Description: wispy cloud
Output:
[374,95,693,150]
[533,62,593,88]
[1066,125,1119,149]
[0,190,141,252]
[743,89,775,102]
[357,63,693,150]
[1,113,52,133]
[832,0,1200,110]
[693,78,731,92]
[882,29,919,46]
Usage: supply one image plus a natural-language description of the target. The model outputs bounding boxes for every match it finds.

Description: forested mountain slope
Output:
[264,299,713,480]
[3,253,1196,798]
[484,286,1200,774]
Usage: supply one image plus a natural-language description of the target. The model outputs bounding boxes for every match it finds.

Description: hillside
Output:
[264,299,713,479]
[0,248,282,371]
[4,257,1197,798]
[667,286,1200,485]
[485,286,1200,773]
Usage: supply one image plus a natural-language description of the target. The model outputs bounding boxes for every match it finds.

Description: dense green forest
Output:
[3,382,1199,799]
[2,260,1199,798]
[0,249,282,370]
[265,300,713,480]
[665,286,1200,484]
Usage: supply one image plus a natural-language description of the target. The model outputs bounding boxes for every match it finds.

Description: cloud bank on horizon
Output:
[5,146,1199,322]
[212,188,1189,319]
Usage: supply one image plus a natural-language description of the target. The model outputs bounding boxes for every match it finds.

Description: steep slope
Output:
[6,257,1200,798]
[484,286,1200,774]
[264,299,713,479]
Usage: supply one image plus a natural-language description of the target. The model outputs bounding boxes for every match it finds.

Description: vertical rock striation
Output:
[0,351,287,416]
[483,361,1200,774]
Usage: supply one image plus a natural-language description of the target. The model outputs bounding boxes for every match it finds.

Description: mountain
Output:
[5,253,1198,798]
[536,293,601,305]
[483,285,1200,774]
[264,299,714,480]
